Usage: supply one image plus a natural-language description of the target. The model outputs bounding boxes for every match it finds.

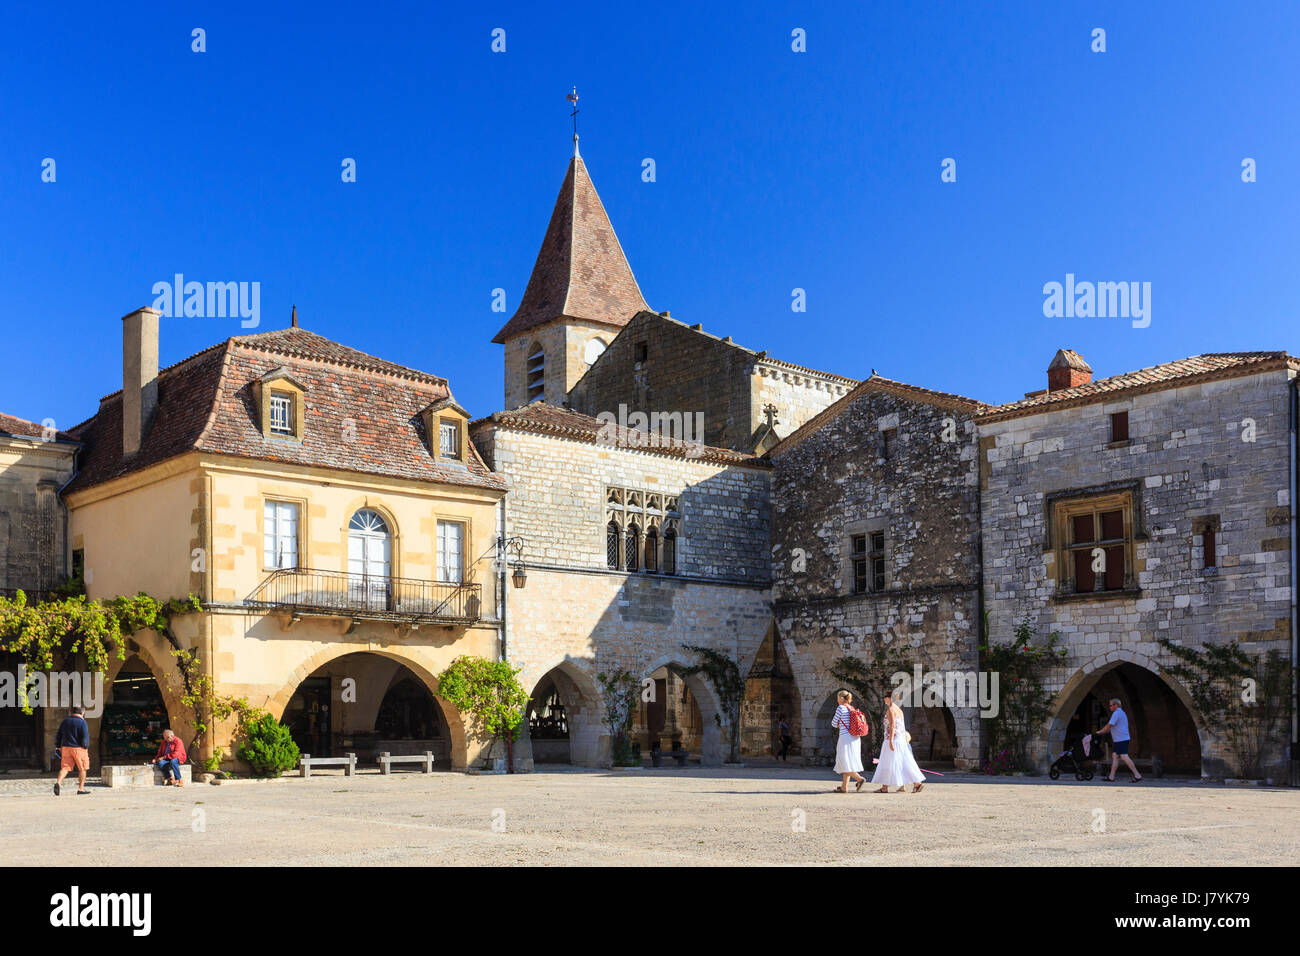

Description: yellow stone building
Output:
[60,308,506,770]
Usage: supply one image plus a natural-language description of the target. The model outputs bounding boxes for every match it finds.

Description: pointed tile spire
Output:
[492,155,650,344]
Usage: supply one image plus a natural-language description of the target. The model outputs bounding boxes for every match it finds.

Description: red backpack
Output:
[847,707,870,738]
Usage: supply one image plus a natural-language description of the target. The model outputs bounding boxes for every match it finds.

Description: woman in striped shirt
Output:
[831,689,866,792]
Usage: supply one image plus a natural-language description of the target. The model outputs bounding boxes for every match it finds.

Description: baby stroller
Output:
[1048,737,1096,780]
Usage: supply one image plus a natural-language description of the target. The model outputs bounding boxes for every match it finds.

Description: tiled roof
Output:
[65,327,505,495]
[0,412,78,444]
[978,351,1299,423]
[492,156,649,344]
[767,374,987,458]
[470,402,769,468]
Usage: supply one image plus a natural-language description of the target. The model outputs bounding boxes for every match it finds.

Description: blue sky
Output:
[3,1,1297,432]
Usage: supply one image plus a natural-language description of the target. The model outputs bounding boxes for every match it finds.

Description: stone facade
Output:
[472,410,774,765]
[0,418,77,594]
[569,311,855,453]
[979,366,1297,778]
[769,380,986,769]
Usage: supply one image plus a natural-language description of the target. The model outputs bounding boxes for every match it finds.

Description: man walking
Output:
[1097,697,1143,782]
[53,705,92,795]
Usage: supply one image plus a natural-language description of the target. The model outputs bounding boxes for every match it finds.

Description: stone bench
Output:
[101,764,193,788]
[376,751,435,774]
[651,750,691,767]
[299,753,356,778]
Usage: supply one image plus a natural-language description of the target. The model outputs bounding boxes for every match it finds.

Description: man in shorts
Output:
[53,705,92,795]
[1097,697,1143,783]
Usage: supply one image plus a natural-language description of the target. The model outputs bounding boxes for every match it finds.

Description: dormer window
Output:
[421,397,470,464]
[256,368,307,442]
[269,392,294,435]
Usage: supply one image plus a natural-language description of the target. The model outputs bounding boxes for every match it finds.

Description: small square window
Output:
[269,393,294,435]
[1110,411,1129,443]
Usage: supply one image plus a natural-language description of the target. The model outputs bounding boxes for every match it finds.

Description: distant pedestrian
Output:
[830,690,867,792]
[872,693,926,793]
[151,729,188,787]
[53,705,91,796]
[1098,698,1142,782]
[777,713,792,762]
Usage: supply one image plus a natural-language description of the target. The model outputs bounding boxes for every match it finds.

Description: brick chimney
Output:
[1047,349,1092,392]
[122,307,160,456]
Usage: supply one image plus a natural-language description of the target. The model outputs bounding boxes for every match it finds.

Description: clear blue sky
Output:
[3,1,1297,432]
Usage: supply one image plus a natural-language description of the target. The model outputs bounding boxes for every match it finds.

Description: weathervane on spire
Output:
[567,86,580,156]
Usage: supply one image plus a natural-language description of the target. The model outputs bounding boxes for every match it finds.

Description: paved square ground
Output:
[1,767,1295,866]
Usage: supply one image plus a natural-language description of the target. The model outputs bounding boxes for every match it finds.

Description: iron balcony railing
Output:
[246,567,482,624]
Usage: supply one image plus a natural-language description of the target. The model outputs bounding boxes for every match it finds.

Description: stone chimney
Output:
[1047,349,1092,392]
[122,307,160,457]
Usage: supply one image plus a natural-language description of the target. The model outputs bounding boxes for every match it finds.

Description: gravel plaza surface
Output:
[1,766,1295,867]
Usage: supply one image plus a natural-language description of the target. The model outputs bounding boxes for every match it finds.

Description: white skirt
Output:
[834,734,864,773]
[872,735,926,787]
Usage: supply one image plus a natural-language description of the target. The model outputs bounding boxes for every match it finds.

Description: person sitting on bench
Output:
[151,729,188,786]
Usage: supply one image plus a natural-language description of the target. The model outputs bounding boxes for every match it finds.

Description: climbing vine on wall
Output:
[0,589,202,711]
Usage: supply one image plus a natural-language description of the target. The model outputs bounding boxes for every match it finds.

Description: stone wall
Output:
[0,435,76,593]
[476,424,771,583]
[979,369,1296,778]
[569,311,851,453]
[770,384,985,768]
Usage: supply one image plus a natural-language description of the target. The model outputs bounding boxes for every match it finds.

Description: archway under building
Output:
[525,663,603,766]
[0,651,42,769]
[280,652,455,768]
[740,629,801,760]
[631,658,724,765]
[99,655,171,766]
[901,704,957,766]
[1050,659,1202,776]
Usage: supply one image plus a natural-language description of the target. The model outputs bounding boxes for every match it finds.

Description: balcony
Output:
[246,567,482,629]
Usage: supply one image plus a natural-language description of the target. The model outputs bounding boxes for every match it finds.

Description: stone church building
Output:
[0,138,1295,780]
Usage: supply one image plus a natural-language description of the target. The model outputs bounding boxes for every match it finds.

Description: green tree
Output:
[978,615,1067,771]
[596,669,641,766]
[437,655,529,772]
[237,709,301,776]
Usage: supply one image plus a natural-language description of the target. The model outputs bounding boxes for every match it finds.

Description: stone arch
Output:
[263,646,469,769]
[1045,648,1205,773]
[523,658,604,767]
[639,652,724,765]
[95,634,188,769]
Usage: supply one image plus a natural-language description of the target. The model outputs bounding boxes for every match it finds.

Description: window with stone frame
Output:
[606,486,681,574]
[1054,492,1134,594]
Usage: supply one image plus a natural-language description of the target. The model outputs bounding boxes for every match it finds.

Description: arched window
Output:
[584,337,608,367]
[526,342,546,403]
[348,508,392,609]
[606,520,621,570]
[663,527,677,575]
[644,525,659,572]
[624,521,640,572]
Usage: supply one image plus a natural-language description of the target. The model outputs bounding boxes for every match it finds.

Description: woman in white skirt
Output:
[872,692,926,793]
[830,689,867,792]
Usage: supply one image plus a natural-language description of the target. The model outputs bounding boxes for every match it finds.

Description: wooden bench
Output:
[299,753,356,778]
[376,751,435,774]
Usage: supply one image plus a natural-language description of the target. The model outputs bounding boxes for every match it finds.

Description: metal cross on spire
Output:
[567,86,580,156]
